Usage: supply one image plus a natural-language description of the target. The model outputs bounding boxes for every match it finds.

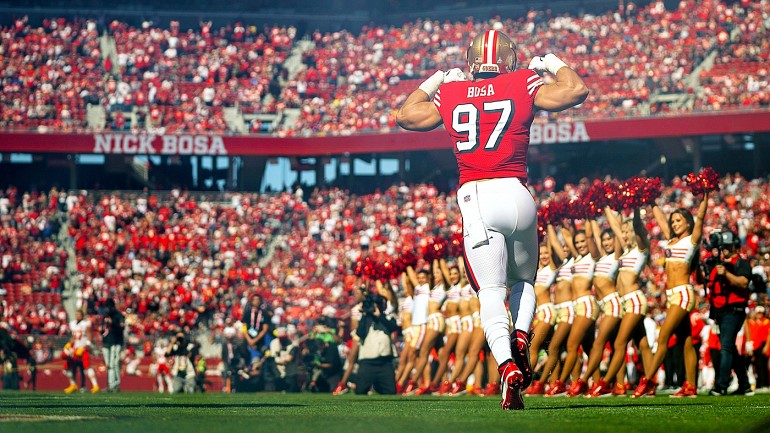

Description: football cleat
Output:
[511,329,533,388]
[631,376,657,398]
[498,360,525,410]
[64,384,78,394]
[670,381,697,398]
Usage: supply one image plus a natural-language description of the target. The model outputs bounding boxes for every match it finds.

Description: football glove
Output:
[443,68,467,83]
[418,70,445,99]
[528,56,547,74]
[529,53,569,76]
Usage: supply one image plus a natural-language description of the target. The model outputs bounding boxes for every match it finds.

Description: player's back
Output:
[434,69,543,185]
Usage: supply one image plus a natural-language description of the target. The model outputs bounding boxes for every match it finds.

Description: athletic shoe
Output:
[333,381,349,396]
[511,329,533,388]
[90,384,100,394]
[482,382,500,397]
[586,379,612,398]
[612,382,627,397]
[64,384,78,394]
[670,381,697,398]
[567,379,588,397]
[414,383,439,396]
[402,380,417,396]
[468,384,483,395]
[709,387,726,396]
[730,386,755,396]
[434,380,452,396]
[447,380,467,396]
[631,376,657,398]
[498,360,525,410]
[526,380,546,396]
[396,382,403,395]
[545,380,567,397]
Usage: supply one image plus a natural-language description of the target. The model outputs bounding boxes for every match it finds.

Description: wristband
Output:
[418,70,445,99]
[543,53,569,75]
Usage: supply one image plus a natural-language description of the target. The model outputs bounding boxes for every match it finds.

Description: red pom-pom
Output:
[619,177,662,209]
[398,251,418,270]
[685,167,720,195]
[565,196,585,220]
[381,258,399,281]
[353,260,364,277]
[581,181,612,217]
[448,229,465,257]
[421,237,448,263]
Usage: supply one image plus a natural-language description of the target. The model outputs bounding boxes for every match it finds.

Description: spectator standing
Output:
[101,298,125,392]
[242,294,272,351]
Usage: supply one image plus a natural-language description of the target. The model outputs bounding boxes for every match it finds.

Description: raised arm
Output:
[405,265,419,288]
[653,205,672,240]
[439,258,451,286]
[457,256,468,286]
[633,208,650,251]
[396,90,443,132]
[691,192,709,244]
[586,218,601,259]
[548,224,568,262]
[401,271,414,298]
[604,206,625,248]
[561,225,579,258]
[529,54,589,112]
[396,71,446,132]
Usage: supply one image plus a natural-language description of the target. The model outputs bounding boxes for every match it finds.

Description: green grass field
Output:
[0,392,768,433]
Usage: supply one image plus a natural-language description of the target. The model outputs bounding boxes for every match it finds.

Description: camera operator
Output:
[705,230,753,396]
[167,330,196,394]
[354,290,399,395]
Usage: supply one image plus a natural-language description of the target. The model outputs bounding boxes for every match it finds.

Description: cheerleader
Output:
[526,241,559,395]
[568,218,622,396]
[546,223,597,397]
[442,259,478,395]
[539,224,576,394]
[399,265,431,394]
[394,272,415,393]
[412,260,448,395]
[633,193,709,398]
[427,258,464,393]
[588,207,652,397]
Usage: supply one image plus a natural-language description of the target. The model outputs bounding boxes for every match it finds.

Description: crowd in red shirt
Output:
[1,1,768,135]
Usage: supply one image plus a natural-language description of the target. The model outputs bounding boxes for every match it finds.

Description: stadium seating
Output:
[2,1,768,134]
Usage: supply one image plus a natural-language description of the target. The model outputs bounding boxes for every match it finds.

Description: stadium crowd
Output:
[2,0,769,135]
[1,172,769,394]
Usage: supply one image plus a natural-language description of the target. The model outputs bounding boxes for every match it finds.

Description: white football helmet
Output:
[467,29,517,78]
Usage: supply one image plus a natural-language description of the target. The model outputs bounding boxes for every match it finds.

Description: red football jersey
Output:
[434,69,543,185]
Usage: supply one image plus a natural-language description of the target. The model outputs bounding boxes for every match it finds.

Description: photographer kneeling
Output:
[354,292,398,395]
[705,230,753,396]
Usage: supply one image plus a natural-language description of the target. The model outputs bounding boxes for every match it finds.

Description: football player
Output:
[69,310,100,393]
[397,28,588,410]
